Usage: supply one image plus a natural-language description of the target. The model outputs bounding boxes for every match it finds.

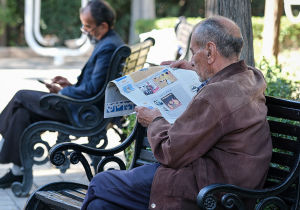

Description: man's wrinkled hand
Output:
[170,60,193,70]
[135,106,162,127]
[51,76,72,88]
[46,83,62,93]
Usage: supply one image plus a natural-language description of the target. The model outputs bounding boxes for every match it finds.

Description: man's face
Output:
[80,10,100,40]
[190,34,212,82]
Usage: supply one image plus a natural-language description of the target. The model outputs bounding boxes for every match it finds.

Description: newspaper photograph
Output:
[104,66,202,124]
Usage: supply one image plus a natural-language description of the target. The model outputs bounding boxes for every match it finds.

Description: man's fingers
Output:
[160,61,175,66]
[169,60,192,70]
[134,106,144,112]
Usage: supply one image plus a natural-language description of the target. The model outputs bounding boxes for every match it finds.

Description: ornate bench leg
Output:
[13,131,51,197]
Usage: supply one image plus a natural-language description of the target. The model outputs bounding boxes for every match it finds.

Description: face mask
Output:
[87,34,99,45]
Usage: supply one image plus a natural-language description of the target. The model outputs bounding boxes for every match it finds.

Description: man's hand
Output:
[135,106,162,127]
[170,60,193,70]
[51,76,72,88]
[45,83,62,93]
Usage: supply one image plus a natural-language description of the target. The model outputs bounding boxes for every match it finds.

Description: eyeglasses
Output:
[80,25,99,35]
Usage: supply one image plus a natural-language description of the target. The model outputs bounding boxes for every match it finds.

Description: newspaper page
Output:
[104,66,201,124]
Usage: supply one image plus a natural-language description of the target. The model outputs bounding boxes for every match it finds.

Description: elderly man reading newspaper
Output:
[81,16,272,210]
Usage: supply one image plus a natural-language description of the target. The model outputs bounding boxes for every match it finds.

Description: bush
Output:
[258,58,300,100]
[40,0,131,45]
[121,114,137,168]
[40,0,82,46]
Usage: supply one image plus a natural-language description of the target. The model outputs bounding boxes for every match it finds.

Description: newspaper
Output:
[104,66,201,124]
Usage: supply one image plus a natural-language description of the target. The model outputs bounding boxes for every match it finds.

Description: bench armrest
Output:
[49,120,139,180]
[39,93,105,110]
[39,93,105,127]
[198,183,290,210]
[197,154,300,210]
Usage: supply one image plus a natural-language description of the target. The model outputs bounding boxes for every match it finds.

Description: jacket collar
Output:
[96,29,115,46]
[207,60,248,84]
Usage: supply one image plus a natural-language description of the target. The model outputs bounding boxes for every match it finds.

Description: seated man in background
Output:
[81,16,272,210]
[0,0,124,188]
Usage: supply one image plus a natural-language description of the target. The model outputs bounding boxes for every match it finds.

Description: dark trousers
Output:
[81,163,161,210]
[0,90,69,166]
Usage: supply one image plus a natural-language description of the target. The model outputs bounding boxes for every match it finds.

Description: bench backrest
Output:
[174,16,194,61]
[123,38,155,75]
[263,96,300,207]
[105,37,155,88]
[129,96,300,207]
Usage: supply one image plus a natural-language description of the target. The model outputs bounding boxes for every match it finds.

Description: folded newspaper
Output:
[104,66,202,124]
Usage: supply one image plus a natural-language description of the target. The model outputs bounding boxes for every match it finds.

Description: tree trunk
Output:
[218,0,255,67]
[129,0,156,45]
[262,0,283,62]
[205,0,218,18]
[0,0,7,46]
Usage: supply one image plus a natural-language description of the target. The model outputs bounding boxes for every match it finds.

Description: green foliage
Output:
[258,58,300,100]
[135,18,177,35]
[40,0,82,46]
[251,16,300,50]
[156,0,205,18]
[279,17,300,49]
[135,17,202,35]
[0,0,25,46]
[105,0,131,43]
[39,0,131,45]
[121,114,137,168]
[0,0,24,26]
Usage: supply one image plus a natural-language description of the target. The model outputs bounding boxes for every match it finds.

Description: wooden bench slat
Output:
[136,159,154,166]
[139,149,158,162]
[143,137,151,147]
[129,40,153,53]
[267,104,300,121]
[272,136,299,153]
[61,190,86,202]
[267,167,290,180]
[126,59,146,71]
[74,188,87,195]
[271,152,295,168]
[36,191,82,210]
[127,52,140,61]
[269,121,300,137]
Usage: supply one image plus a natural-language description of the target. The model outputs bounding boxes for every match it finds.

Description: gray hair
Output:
[194,17,244,59]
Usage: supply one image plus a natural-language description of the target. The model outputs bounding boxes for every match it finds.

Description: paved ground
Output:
[0,57,126,209]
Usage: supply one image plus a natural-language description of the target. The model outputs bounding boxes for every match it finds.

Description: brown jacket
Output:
[147,60,273,210]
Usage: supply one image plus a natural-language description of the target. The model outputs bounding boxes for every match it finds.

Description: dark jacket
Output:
[60,29,124,125]
[147,60,273,210]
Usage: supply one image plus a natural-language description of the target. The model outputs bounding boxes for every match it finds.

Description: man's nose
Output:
[191,60,195,67]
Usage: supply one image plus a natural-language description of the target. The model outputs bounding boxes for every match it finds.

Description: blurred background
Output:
[0,0,300,100]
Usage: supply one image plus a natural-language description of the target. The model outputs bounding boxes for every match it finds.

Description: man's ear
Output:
[100,22,109,31]
[206,42,217,64]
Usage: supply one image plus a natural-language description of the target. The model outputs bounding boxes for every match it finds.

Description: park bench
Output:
[12,37,155,197]
[174,16,194,61]
[23,95,300,209]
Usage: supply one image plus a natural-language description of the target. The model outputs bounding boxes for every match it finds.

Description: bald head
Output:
[193,16,244,60]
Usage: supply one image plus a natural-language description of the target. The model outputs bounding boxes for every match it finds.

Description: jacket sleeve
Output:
[147,97,223,169]
[60,45,115,99]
